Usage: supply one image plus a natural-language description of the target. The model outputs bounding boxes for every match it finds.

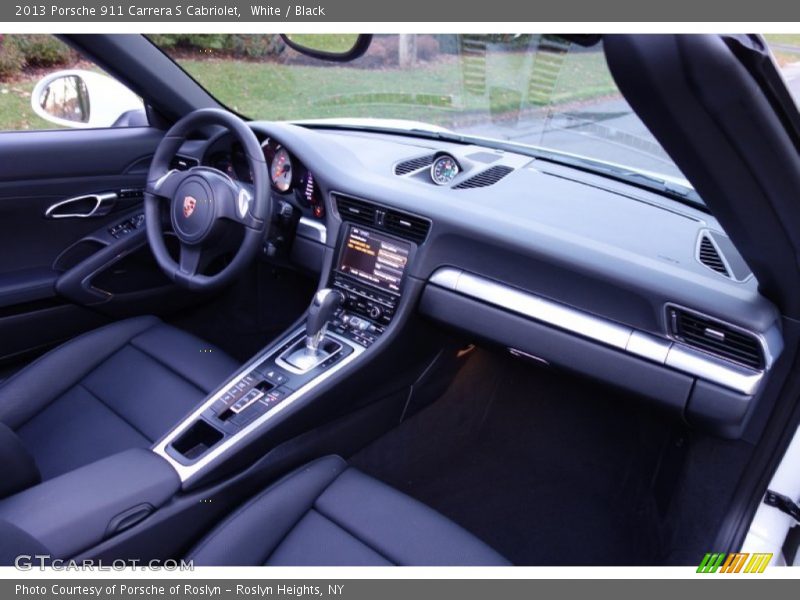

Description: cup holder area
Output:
[170,419,224,461]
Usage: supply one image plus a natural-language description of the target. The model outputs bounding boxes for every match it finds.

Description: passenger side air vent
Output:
[335,196,377,227]
[453,165,514,189]
[395,155,435,176]
[384,211,430,243]
[697,233,729,277]
[668,306,764,370]
[335,194,431,244]
[695,230,752,282]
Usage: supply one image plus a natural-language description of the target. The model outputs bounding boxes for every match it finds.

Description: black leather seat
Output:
[0,316,238,488]
[188,455,509,566]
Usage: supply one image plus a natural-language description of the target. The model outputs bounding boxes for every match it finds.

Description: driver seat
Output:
[0,316,238,494]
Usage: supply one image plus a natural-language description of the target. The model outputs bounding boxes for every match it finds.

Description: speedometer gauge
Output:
[270,147,293,192]
[431,155,460,186]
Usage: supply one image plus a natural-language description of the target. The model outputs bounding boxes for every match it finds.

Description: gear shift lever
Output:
[279,288,345,373]
[305,288,344,355]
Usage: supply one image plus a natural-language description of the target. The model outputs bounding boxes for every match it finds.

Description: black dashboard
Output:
[189,120,784,438]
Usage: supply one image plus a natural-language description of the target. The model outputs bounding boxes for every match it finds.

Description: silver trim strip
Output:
[626,331,671,364]
[152,329,364,484]
[433,268,632,350]
[428,267,772,396]
[665,344,764,396]
[45,192,117,219]
[297,217,327,244]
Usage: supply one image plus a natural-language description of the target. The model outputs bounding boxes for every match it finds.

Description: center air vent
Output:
[453,165,514,189]
[395,155,435,176]
[335,194,431,244]
[335,196,376,227]
[668,306,764,370]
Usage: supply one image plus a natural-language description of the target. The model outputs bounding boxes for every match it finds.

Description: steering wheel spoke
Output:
[146,169,189,199]
[219,180,261,228]
[178,244,203,276]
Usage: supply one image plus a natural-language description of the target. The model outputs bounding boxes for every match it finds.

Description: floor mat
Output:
[350,348,670,565]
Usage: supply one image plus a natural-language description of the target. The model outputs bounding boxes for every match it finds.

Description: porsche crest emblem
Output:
[183,196,197,218]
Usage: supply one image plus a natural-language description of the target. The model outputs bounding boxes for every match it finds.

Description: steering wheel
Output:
[144,108,270,291]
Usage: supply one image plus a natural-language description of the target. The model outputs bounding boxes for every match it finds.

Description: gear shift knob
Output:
[305,288,344,354]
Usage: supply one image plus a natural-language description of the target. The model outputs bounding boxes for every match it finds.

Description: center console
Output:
[329,225,411,346]
[152,221,418,485]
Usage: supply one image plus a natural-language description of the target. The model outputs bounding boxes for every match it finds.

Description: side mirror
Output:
[280,34,372,62]
[31,70,145,129]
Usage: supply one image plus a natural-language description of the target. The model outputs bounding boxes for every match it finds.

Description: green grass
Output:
[764,34,800,47]
[0,47,617,131]
[0,78,55,131]
[763,35,800,66]
[175,48,617,128]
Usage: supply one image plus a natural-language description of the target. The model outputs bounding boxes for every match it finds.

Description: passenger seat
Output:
[187,455,509,566]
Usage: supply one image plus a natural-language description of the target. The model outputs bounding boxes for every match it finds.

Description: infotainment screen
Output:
[337,226,411,294]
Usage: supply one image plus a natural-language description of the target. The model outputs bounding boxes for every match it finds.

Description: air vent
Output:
[384,211,430,244]
[697,233,730,277]
[669,307,764,370]
[335,195,430,244]
[335,196,377,227]
[453,165,514,189]
[395,155,435,176]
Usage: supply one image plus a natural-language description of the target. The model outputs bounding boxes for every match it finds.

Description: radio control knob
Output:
[368,305,382,320]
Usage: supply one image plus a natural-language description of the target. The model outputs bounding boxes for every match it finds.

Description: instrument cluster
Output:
[206,137,325,218]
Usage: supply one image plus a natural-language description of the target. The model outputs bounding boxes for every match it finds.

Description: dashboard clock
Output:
[431,155,460,186]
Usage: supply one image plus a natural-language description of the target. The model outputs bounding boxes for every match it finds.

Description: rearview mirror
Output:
[280,34,372,62]
[31,70,146,129]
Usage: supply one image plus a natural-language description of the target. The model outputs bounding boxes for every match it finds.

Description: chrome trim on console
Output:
[428,267,776,396]
[152,328,364,484]
[297,217,327,244]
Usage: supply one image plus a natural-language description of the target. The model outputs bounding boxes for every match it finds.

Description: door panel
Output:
[0,127,198,363]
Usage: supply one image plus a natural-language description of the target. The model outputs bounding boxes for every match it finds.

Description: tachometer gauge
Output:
[270,147,293,192]
[431,155,460,186]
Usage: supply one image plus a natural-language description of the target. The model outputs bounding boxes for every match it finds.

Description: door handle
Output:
[45,192,117,219]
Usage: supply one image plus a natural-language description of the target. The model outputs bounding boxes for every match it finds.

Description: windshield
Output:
[152,34,687,185]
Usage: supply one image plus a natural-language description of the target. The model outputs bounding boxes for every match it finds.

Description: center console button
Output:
[259,387,289,408]
[260,367,289,386]
[230,388,265,414]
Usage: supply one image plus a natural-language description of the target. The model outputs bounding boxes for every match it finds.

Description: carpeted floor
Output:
[351,348,672,565]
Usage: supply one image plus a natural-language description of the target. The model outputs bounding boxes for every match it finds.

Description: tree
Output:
[398,34,417,68]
